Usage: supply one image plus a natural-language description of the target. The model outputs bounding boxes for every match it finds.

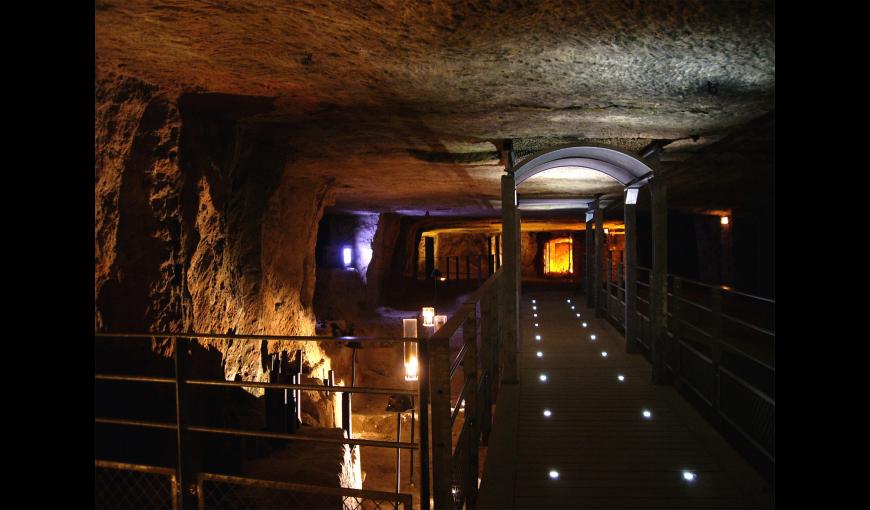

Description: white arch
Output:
[512,145,654,187]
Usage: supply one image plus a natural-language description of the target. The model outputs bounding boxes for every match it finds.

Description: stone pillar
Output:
[649,176,668,384]
[500,174,519,384]
[594,198,604,318]
[624,194,639,354]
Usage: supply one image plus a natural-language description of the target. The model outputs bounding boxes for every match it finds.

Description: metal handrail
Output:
[184,378,416,396]
[721,313,775,337]
[451,378,472,425]
[94,417,178,430]
[95,332,419,344]
[96,328,430,509]
[96,459,177,476]
[449,342,470,379]
[95,374,176,384]
[186,425,419,450]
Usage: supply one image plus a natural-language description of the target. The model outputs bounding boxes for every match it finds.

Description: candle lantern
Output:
[422,307,435,327]
[402,319,419,381]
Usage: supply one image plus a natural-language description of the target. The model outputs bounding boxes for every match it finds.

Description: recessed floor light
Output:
[535,335,541,340]
[549,470,559,479]
[532,299,536,303]
[536,351,543,358]
[532,306,537,310]
[539,374,548,382]
[535,323,539,327]
[590,334,597,340]
[682,470,697,482]
[566,299,571,303]
[601,351,608,357]
[543,409,552,417]
[617,374,625,382]
[576,313,580,317]
[642,409,652,419]
[571,306,575,310]
[582,322,587,327]
[533,313,538,317]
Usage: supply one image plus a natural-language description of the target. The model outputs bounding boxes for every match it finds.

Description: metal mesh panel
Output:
[720,371,775,459]
[95,461,177,510]
[199,474,411,510]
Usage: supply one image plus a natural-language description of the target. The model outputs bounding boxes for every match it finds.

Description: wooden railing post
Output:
[710,286,723,426]
[462,309,479,507]
[606,250,613,317]
[585,212,594,308]
[594,198,604,317]
[429,325,453,510]
[649,176,668,384]
[500,174,519,384]
[418,329,431,510]
[479,289,495,445]
[624,199,638,353]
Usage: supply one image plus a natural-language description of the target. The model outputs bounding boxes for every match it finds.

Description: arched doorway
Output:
[499,144,669,384]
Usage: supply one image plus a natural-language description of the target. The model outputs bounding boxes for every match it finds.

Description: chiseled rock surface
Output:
[95,1,774,214]
[244,427,363,490]
[95,69,338,426]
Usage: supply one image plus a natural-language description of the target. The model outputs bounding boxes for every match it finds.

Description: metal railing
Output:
[428,268,503,510]
[600,265,775,472]
[95,268,506,510]
[95,332,424,510]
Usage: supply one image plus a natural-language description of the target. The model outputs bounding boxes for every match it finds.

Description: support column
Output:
[500,174,519,384]
[594,198,604,318]
[585,212,593,307]
[624,194,639,354]
[649,176,668,384]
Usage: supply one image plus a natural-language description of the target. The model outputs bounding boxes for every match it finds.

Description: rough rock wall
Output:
[96,69,337,427]
[435,233,491,278]
[521,233,539,277]
[365,213,402,306]
[95,72,184,335]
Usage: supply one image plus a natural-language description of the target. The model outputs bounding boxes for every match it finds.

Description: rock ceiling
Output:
[95,0,775,216]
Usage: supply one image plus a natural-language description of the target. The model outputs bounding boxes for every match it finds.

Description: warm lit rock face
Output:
[94,72,183,335]
[95,69,338,425]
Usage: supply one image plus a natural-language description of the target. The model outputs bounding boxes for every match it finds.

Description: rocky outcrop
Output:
[95,68,338,426]
[95,71,183,335]
[365,213,402,307]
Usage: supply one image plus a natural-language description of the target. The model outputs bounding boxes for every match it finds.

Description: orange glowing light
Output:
[544,237,573,276]
[721,216,729,225]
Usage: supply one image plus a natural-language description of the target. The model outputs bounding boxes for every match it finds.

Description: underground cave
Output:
[94,2,775,509]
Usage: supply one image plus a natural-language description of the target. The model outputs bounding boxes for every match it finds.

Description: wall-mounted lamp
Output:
[422,307,435,327]
[720,216,729,225]
[342,246,353,267]
[402,319,419,381]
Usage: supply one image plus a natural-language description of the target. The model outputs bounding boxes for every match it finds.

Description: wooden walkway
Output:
[478,289,772,509]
